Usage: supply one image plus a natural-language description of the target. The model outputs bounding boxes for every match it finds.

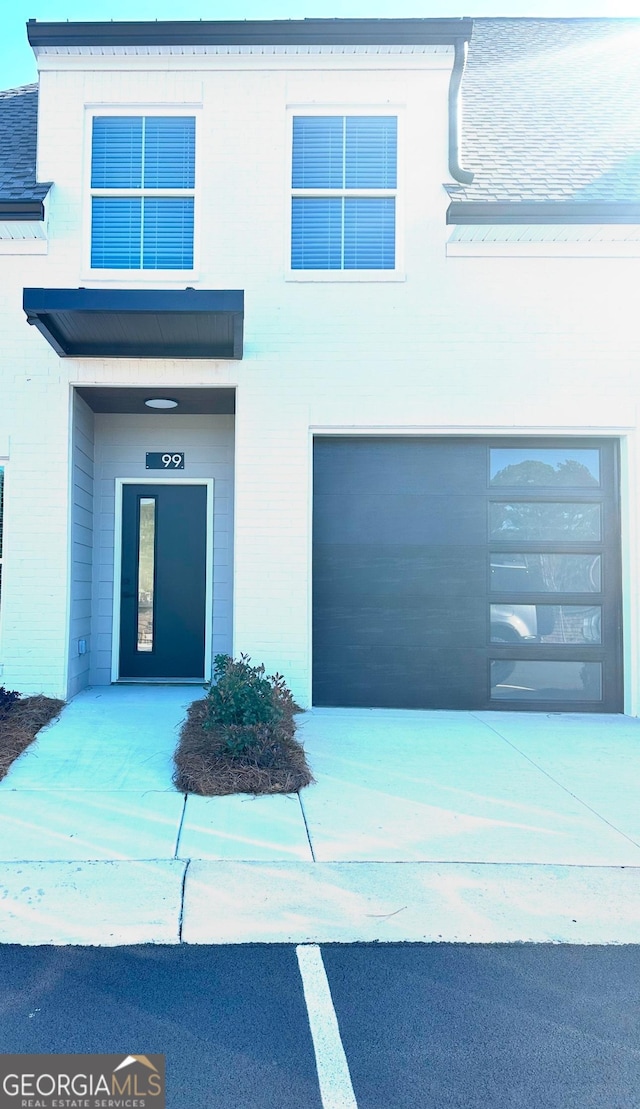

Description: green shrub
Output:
[204,654,296,756]
[0,687,20,713]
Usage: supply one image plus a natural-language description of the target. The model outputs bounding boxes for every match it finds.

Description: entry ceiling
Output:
[75,386,235,415]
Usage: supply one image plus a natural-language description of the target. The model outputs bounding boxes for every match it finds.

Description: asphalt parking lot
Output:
[0,943,639,1109]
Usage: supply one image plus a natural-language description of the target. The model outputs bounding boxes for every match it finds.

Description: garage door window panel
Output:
[489,502,601,541]
[490,553,602,593]
[490,605,602,645]
[490,448,600,487]
[487,438,618,708]
[491,660,603,701]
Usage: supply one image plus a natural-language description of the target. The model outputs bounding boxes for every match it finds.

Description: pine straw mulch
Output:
[0,695,66,780]
[173,698,314,796]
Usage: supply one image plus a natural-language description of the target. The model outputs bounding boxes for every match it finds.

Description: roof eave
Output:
[0,198,46,221]
[447,201,640,225]
[27,17,473,49]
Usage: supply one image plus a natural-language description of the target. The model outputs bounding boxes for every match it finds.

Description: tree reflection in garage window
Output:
[490,450,600,487]
[489,502,601,541]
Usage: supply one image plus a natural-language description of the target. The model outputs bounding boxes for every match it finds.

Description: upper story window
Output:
[90,116,195,270]
[291,115,397,271]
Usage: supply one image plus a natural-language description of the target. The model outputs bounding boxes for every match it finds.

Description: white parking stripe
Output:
[296,943,358,1109]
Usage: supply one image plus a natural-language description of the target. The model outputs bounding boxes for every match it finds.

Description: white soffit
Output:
[447,224,640,257]
[0,221,47,240]
[449,224,640,243]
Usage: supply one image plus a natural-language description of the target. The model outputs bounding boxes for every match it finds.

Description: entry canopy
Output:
[23,288,244,358]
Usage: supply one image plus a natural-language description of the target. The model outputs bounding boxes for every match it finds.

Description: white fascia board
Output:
[0,238,47,253]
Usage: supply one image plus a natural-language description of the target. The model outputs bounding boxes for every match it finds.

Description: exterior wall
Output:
[34,60,453,287]
[0,49,640,710]
[0,250,71,698]
[232,256,640,711]
[90,413,234,686]
[68,392,94,698]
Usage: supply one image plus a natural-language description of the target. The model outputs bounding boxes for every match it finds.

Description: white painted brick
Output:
[0,51,639,710]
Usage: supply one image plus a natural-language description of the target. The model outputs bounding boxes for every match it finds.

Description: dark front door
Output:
[313,437,622,712]
[119,484,207,679]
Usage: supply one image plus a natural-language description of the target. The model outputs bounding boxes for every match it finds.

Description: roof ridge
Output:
[0,83,37,98]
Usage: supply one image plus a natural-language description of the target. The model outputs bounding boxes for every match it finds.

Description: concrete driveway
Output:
[1,686,640,945]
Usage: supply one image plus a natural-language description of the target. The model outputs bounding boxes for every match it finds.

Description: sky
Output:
[2,0,639,91]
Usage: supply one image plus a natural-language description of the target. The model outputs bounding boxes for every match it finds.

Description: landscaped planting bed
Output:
[173,655,314,796]
[0,688,65,780]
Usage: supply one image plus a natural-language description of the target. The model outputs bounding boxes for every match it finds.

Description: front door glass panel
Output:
[136,497,156,652]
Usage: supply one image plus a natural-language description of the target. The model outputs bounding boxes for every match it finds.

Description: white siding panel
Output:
[68,393,95,699]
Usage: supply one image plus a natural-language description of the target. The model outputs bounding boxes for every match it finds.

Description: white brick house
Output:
[1,16,639,713]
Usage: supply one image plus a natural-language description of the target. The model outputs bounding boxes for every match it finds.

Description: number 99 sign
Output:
[145,452,185,470]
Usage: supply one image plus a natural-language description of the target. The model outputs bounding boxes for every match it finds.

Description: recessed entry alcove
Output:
[69,386,236,697]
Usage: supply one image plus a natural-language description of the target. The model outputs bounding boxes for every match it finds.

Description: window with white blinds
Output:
[291,115,397,271]
[90,116,195,270]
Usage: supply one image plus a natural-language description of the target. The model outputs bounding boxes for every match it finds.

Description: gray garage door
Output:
[313,437,622,711]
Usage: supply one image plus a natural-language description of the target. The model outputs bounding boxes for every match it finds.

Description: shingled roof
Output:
[2,19,640,216]
[453,18,640,205]
[0,83,50,209]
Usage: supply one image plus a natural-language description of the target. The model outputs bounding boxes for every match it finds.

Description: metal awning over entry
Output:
[23,287,244,358]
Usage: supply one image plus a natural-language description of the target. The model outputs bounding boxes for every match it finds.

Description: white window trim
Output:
[285,107,405,282]
[82,106,201,283]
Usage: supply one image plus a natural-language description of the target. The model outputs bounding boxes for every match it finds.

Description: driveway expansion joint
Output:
[178,857,191,943]
[298,791,317,862]
[173,792,189,859]
[469,712,640,854]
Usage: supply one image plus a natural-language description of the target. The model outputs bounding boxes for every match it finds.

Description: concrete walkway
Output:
[1,686,640,945]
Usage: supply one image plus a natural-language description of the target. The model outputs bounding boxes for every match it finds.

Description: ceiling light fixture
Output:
[144,397,179,410]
